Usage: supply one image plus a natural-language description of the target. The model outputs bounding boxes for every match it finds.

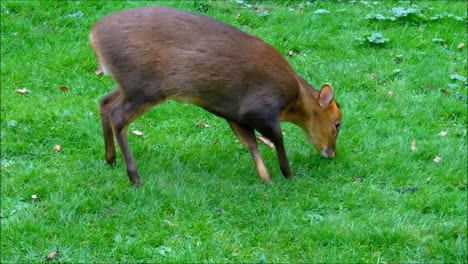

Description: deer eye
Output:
[334,121,341,135]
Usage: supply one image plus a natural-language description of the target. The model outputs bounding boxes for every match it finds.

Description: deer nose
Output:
[320,148,336,158]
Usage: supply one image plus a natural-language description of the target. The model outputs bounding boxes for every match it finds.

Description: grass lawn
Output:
[1,1,466,263]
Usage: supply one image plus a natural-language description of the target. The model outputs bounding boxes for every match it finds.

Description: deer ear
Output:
[318,83,334,109]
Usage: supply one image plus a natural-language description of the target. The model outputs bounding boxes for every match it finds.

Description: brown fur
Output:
[90,6,342,186]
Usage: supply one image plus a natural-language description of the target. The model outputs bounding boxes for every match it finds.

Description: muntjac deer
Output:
[90,6,342,186]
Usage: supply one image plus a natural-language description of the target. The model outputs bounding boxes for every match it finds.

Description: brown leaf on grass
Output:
[46,250,59,260]
[59,86,69,92]
[16,88,28,94]
[213,140,219,145]
[95,65,103,75]
[53,145,61,152]
[257,136,275,148]
[457,43,465,50]
[438,131,448,137]
[433,156,442,163]
[196,122,210,128]
[441,88,450,96]
[394,54,404,63]
[371,73,377,80]
[411,139,417,152]
[132,130,144,136]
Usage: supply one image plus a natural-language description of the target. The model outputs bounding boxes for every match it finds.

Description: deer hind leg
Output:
[105,91,157,186]
[99,89,121,165]
[227,121,272,184]
[255,122,292,179]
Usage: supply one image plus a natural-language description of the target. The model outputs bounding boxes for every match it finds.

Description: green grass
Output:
[1,1,466,263]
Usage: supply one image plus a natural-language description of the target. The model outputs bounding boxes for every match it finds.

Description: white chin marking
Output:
[320,149,329,158]
[101,63,110,76]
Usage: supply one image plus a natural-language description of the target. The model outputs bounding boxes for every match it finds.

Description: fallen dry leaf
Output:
[132,130,144,136]
[441,87,450,96]
[411,139,417,152]
[16,88,28,94]
[53,145,61,152]
[371,73,377,80]
[59,86,69,92]
[457,43,465,50]
[394,54,404,63]
[95,65,103,75]
[213,140,219,145]
[388,90,394,97]
[46,250,59,260]
[257,136,275,148]
[196,122,210,128]
[433,156,442,163]
[438,131,448,137]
